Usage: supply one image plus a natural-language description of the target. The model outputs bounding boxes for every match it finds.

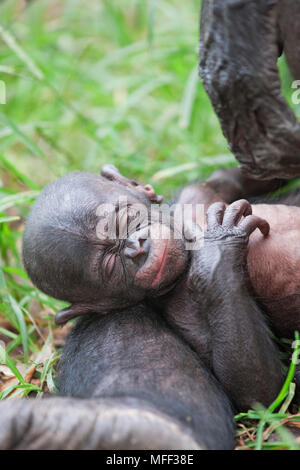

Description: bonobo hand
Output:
[204,199,269,245]
[100,164,163,203]
[188,200,270,298]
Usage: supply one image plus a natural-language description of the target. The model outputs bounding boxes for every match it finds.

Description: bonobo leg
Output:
[278,0,300,79]
[177,167,284,216]
[0,397,201,450]
[0,306,235,450]
[200,0,300,179]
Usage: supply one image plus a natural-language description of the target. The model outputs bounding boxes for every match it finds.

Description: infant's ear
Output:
[55,304,93,325]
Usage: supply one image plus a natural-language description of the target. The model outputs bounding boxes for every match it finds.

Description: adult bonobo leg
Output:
[200,0,300,180]
[0,398,201,450]
[178,167,285,215]
[0,305,235,450]
[278,0,300,79]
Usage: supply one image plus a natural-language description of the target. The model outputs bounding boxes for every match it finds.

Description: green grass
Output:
[0,0,299,450]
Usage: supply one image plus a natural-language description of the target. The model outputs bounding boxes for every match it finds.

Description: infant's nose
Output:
[124,237,149,259]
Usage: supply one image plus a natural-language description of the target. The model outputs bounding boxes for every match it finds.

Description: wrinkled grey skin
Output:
[200,0,300,179]
[0,397,202,450]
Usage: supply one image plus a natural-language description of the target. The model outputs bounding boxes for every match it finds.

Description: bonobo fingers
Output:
[222,200,252,229]
[206,200,252,231]
[100,164,163,204]
[206,202,226,230]
[239,215,270,238]
[206,200,270,242]
[189,200,269,294]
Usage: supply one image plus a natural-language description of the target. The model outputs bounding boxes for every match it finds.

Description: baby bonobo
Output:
[11,165,286,449]
[22,165,284,416]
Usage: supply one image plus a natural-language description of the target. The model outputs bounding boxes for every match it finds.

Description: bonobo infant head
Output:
[23,165,189,324]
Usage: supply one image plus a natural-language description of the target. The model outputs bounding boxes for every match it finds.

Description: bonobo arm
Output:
[200,0,300,180]
[188,200,283,411]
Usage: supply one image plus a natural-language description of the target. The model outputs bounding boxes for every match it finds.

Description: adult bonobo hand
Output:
[186,200,280,411]
[188,199,270,298]
[200,0,300,180]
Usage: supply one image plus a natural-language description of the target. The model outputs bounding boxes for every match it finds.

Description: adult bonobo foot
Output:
[200,0,300,180]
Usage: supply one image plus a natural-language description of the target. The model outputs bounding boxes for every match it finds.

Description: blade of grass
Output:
[0,216,20,224]
[0,112,45,159]
[0,327,17,340]
[46,367,57,394]
[0,343,25,384]
[255,331,300,450]
[8,294,28,360]
[179,65,199,129]
[279,382,296,414]
[269,331,300,413]
[0,24,44,80]
[147,0,158,46]
[3,266,29,279]
[0,154,39,190]
[0,190,38,211]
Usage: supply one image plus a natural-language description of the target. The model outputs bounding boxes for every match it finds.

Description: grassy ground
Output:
[0,0,300,450]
